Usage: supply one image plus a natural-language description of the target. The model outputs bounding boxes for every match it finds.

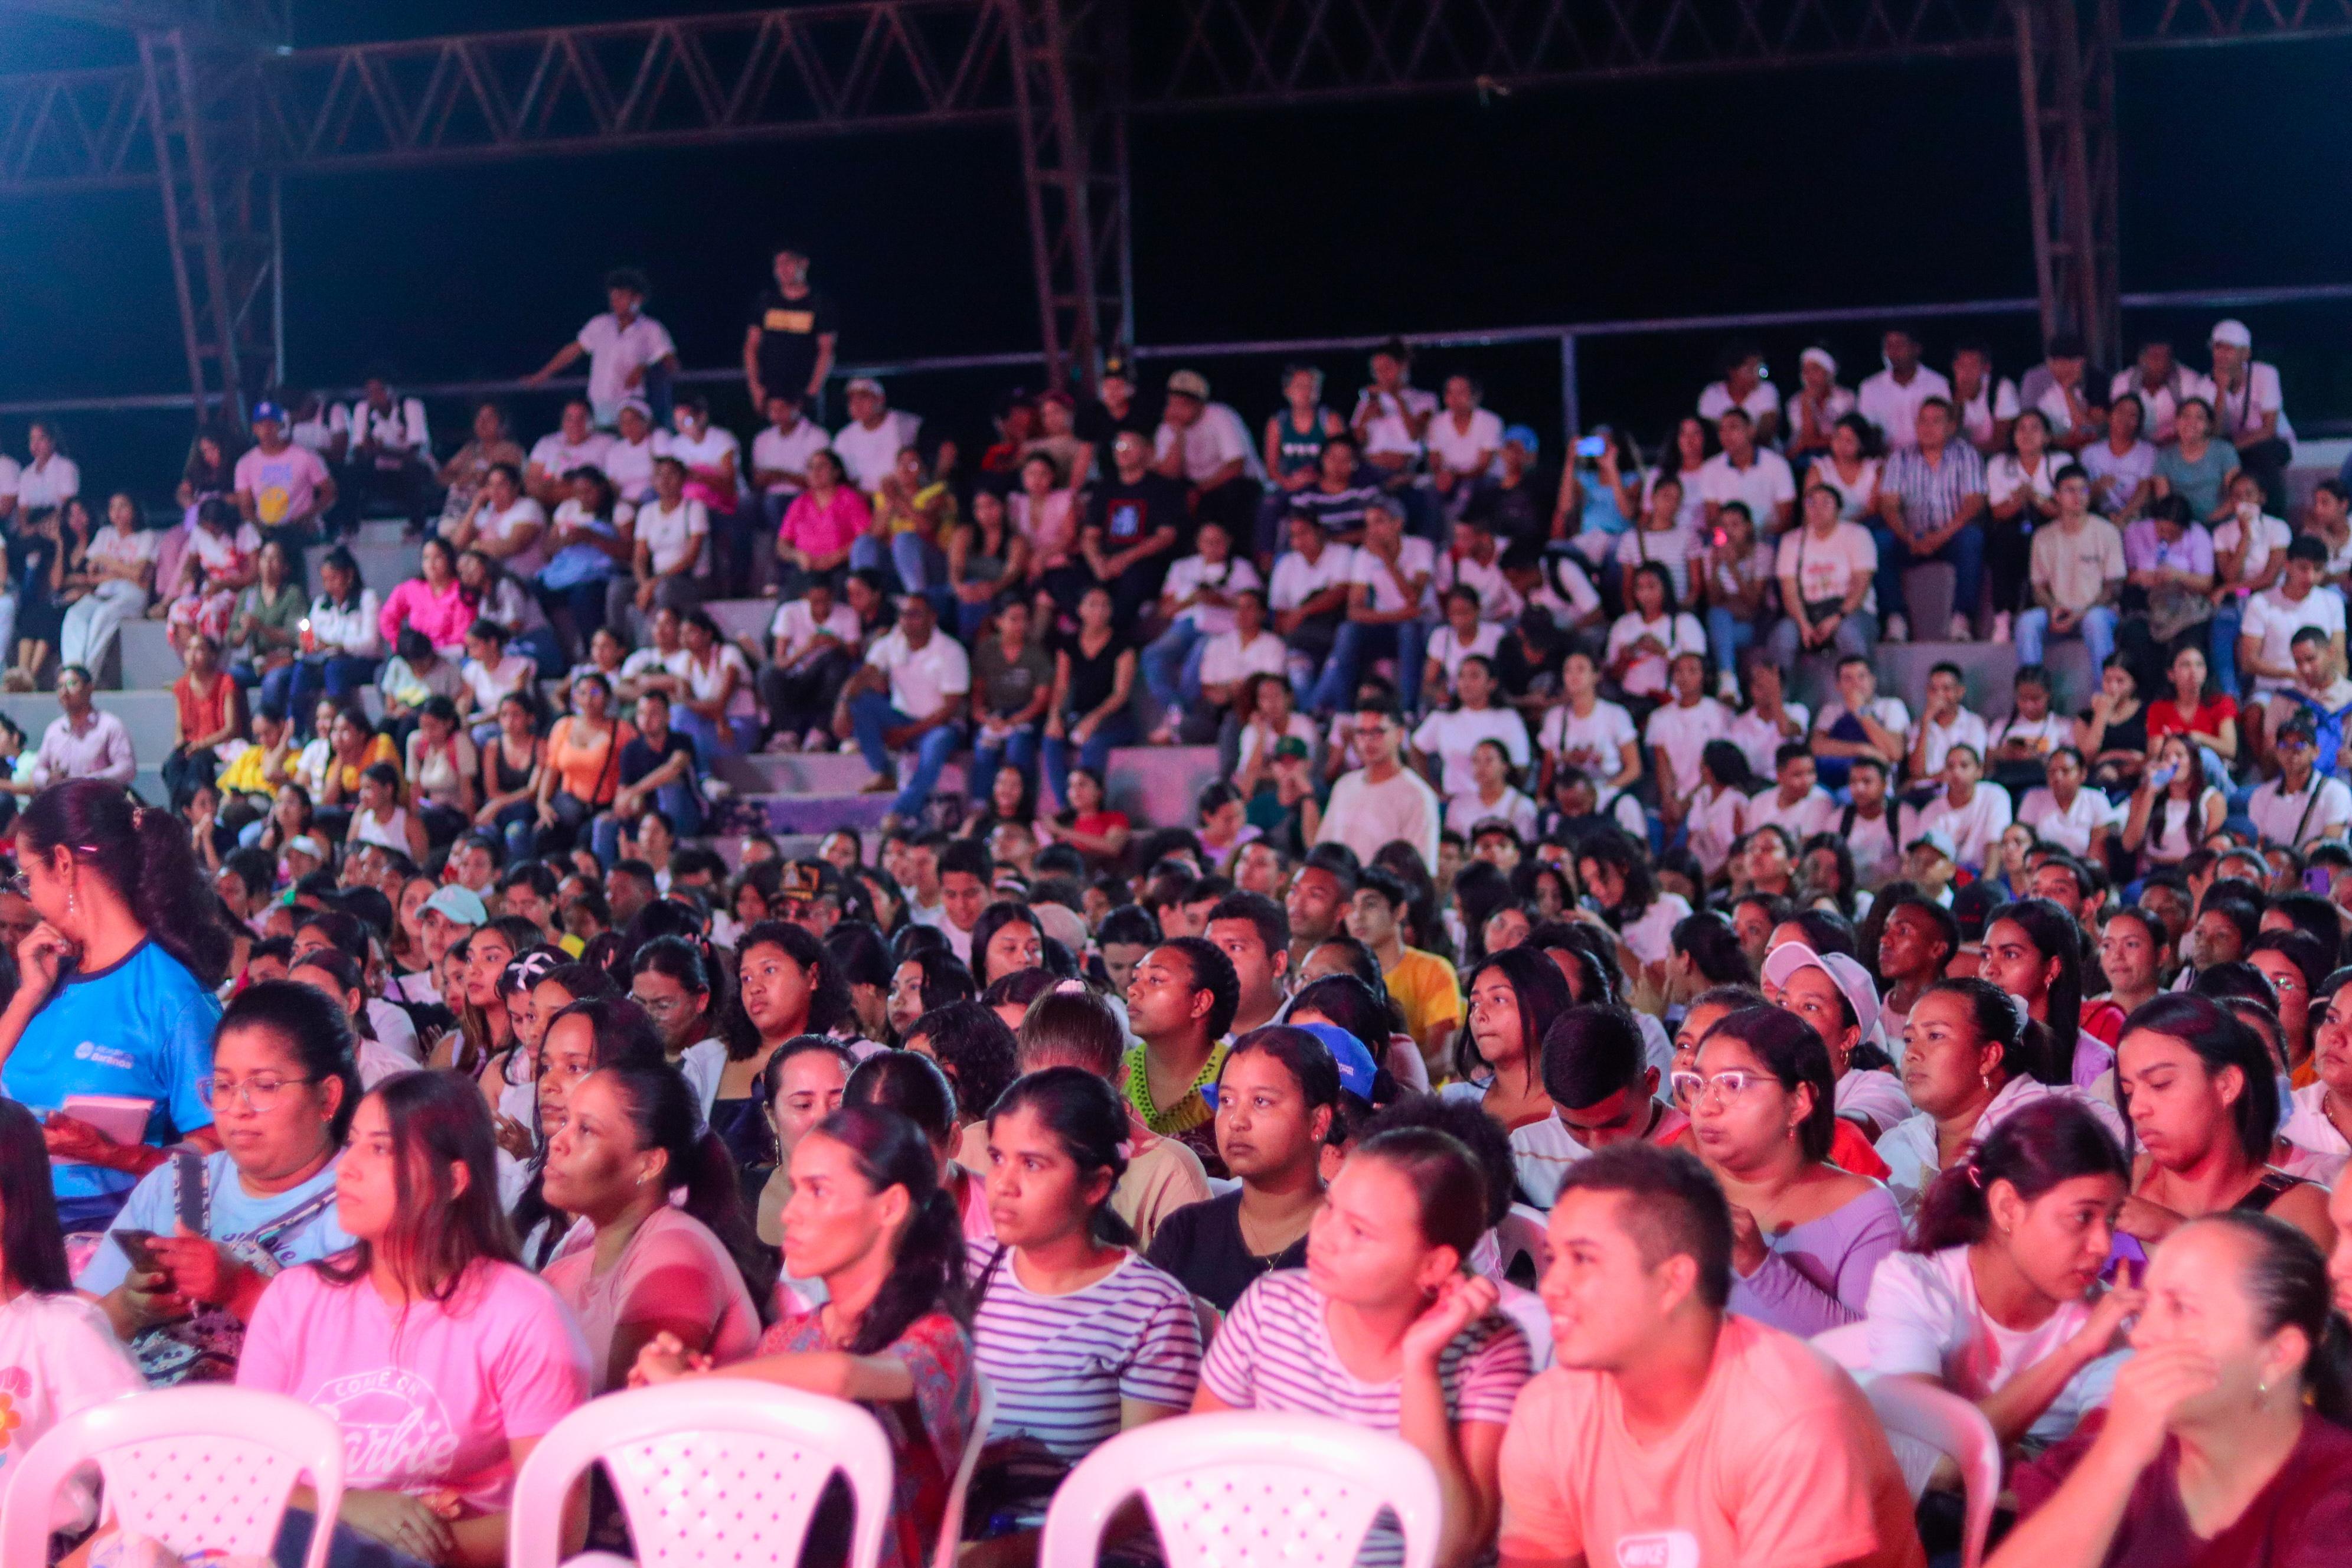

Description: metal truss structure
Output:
[2,0,2350,417]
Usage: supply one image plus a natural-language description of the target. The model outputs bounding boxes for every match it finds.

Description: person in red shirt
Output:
[2145,641,2240,768]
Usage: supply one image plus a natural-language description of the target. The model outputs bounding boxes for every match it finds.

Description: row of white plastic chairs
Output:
[0,1340,1999,1568]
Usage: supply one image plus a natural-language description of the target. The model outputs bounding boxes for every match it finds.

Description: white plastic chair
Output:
[1488,1202,1553,1283]
[505,1378,894,1568]
[1037,1411,1442,1568]
[0,1386,345,1568]
[931,1370,997,1568]
[1864,1376,2001,1568]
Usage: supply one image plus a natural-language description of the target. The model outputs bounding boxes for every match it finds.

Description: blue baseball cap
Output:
[1502,423,1541,455]
[1202,1021,1380,1109]
[250,400,287,425]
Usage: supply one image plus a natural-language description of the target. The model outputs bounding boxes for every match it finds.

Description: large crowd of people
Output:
[0,247,2348,1566]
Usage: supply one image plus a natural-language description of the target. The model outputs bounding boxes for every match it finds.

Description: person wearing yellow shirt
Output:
[1348,863,1462,1079]
[213,705,295,811]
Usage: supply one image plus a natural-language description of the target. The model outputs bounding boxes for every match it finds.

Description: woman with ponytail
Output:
[633,1102,979,1568]
[1995,1211,2352,1567]
[962,1067,1203,1549]
[1875,977,2125,1220]
[540,1060,772,1391]
[1866,1099,2137,1451]
[0,779,233,1227]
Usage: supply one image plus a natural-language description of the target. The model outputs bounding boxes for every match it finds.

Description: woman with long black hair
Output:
[633,1103,979,1568]
[1456,946,1576,1133]
[1982,897,2103,1092]
[0,779,231,1227]
[715,920,858,1184]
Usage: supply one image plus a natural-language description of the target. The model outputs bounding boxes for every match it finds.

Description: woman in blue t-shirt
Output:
[0,779,232,1227]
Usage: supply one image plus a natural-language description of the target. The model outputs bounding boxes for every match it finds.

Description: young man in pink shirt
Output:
[1499,1142,1925,1568]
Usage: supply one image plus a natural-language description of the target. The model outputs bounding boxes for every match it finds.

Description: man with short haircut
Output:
[1265,511,1355,700]
[525,398,614,508]
[1696,406,1796,535]
[1282,842,1358,972]
[234,400,337,548]
[339,375,433,531]
[1907,661,1990,786]
[1511,1005,1690,1208]
[2249,713,2352,851]
[27,665,135,788]
[742,242,838,416]
[1122,936,1241,1177]
[1746,743,1837,842]
[1499,1143,1925,1568]
[1347,866,1460,1074]
[842,593,969,831]
[1841,756,1903,890]
[526,267,679,429]
[605,859,658,931]
[831,377,921,494]
[1874,396,1987,642]
[1205,891,1291,1035]
[1809,654,1910,793]
[2015,464,2124,671]
[1309,495,1436,716]
[1081,428,1187,628]
[1856,325,1952,451]
[932,838,991,965]
[750,391,832,534]
[1153,368,1265,543]
[2242,536,2347,708]
[1315,698,1440,870]
[1874,894,1958,1049]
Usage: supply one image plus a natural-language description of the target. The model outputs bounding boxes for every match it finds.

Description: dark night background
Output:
[3,2,2349,502]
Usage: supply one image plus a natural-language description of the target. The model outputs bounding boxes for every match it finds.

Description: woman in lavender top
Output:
[1679,1003,1902,1335]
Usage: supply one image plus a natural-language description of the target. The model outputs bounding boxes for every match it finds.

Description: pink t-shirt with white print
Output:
[236,1260,591,1513]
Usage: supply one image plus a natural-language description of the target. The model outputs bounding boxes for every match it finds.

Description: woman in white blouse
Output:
[279,545,382,729]
[1804,413,1881,524]
[1603,562,1704,701]
[1863,1097,2135,1453]
[1985,409,2060,643]
[2119,734,2226,872]
[15,420,79,521]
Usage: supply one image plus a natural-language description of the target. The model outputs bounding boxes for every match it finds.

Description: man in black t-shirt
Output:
[1074,350,1154,452]
[598,688,704,860]
[1081,429,1188,626]
[743,244,838,416]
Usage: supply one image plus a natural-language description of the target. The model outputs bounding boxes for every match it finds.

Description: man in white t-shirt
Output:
[1696,345,1783,446]
[1154,368,1265,546]
[1316,699,1441,870]
[1856,327,1954,450]
[844,593,970,828]
[2206,317,2296,511]
[1899,744,2011,871]
[1267,511,1355,701]
[751,391,832,531]
[526,268,680,429]
[524,398,615,508]
[1907,662,1991,788]
[832,378,922,492]
[1427,374,1505,514]
[233,401,337,546]
[1810,654,1910,792]
[2249,713,2352,851]
[1306,496,1435,716]
[1696,407,1795,534]
[1747,743,1838,842]
[1645,651,1731,822]
[760,577,863,751]
[2239,536,2346,698]
[338,375,433,533]
[1142,518,1263,742]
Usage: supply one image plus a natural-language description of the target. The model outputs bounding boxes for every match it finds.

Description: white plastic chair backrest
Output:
[1489,1203,1553,1283]
[930,1369,997,1568]
[0,1386,344,1568]
[1809,1321,1873,1373]
[1494,1280,1553,1371]
[1037,1411,1441,1568]
[505,1378,894,1568]
[1864,1375,2001,1568]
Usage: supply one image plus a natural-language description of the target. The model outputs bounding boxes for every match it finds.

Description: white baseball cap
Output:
[1762,940,1881,1041]
[2210,318,2253,349]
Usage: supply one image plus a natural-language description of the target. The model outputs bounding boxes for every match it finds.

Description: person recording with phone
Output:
[0,780,233,1230]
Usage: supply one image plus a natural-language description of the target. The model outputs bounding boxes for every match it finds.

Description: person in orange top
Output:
[1499,1142,1925,1568]
[535,671,636,856]
[164,631,245,807]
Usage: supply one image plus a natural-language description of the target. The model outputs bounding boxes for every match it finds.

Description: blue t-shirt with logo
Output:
[75,1148,352,1295]
[1,940,218,1204]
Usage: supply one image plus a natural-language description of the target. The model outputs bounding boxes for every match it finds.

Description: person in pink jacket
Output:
[377,535,476,653]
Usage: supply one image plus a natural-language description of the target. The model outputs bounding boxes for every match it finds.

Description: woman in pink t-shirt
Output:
[540,1063,773,1393]
[236,1072,590,1568]
[633,1103,978,1568]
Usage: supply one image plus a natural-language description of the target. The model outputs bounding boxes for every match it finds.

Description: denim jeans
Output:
[2212,600,2245,697]
[270,654,380,733]
[1041,711,1137,807]
[271,1506,433,1568]
[970,724,1041,801]
[1142,620,1208,714]
[492,800,536,863]
[590,776,704,864]
[1765,609,1879,670]
[1307,618,1429,714]
[1705,606,1755,680]
[674,705,758,762]
[851,693,964,820]
[2014,604,2118,670]
[1869,521,1986,628]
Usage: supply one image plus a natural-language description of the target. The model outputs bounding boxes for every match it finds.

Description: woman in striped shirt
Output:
[963,1068,1203,1557]
[1195,1125,1533,1568]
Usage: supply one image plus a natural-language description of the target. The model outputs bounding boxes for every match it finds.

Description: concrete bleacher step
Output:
[702,599,775,644]
[116,620,182,690]
[309,538,424,601]
[713,749,962,798]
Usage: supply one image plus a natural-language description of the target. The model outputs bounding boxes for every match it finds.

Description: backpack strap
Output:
[173,1146,207,1234]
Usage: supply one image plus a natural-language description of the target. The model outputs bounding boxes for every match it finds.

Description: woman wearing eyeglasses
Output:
[630,935,727,1117]
[76,981,360,1383]
[1681,1004,1903,1335]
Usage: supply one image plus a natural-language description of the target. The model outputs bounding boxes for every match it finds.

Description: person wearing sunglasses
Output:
[76,981,360,1383]
[1679,1003,1903,1337]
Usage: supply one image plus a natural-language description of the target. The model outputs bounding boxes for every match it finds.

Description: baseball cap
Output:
[1502,423,1541,455]
[845,375,885,398]
[2210,318,2253,349]
[419,885,488,927]
[1166,369,1210,400]
[286,834,325,860]
[1273,736,1310,762]
[1032,900,1089,954]
[779,861,829,902]
[1101,351,1133,382]
[1761,942,1880,1041]
[617,396,652,421]
[1799,346,1838,377]
[250,400,286,425]
[1202,1022,1379,1109]
[1905,825,1957,864]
